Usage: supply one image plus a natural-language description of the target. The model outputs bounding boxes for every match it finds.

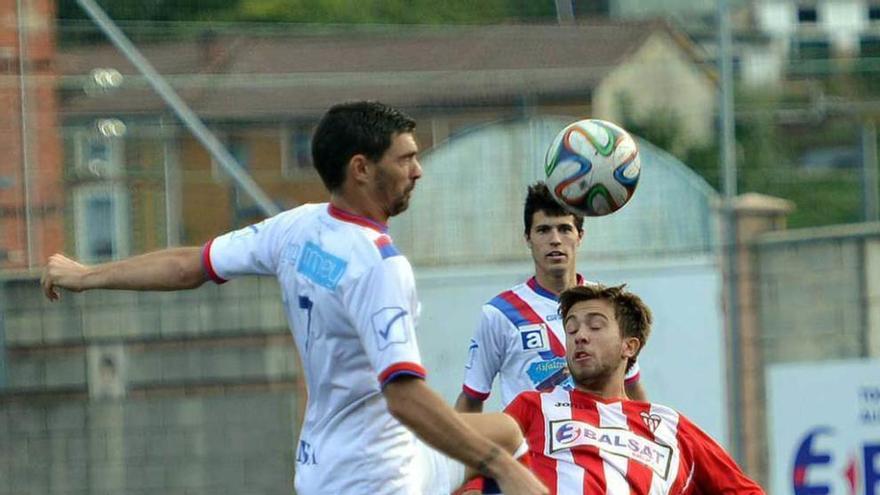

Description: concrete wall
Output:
[0,276,302,495]
[748,222,880,488]
[756,223,880,364]
[0,393,297,495]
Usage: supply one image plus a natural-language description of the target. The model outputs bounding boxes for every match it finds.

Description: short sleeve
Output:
[344,255,426,387]
[679,415,765,494]
[461,305,509,401]
[203,212,293,282]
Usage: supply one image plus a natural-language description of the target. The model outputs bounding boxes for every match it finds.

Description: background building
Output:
[0,0,64,271]
[52,21,715,263]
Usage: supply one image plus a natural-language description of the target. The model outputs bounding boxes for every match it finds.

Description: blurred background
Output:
[0,0,878,494]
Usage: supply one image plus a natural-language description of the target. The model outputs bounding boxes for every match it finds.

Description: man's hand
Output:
[41,254,90,301]
[490,454,548,495]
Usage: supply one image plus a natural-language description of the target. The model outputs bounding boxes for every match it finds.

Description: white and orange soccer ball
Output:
[543,119,641,217]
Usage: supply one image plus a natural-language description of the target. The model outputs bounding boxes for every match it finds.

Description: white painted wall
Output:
[757,1,798,37]
[822,0,867,54]
[593,31,716,150]
[755,0,871,56]
[767,359,880,495]
[740,41,786,86]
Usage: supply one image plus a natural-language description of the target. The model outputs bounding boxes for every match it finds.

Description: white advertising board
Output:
[767,359,880,495]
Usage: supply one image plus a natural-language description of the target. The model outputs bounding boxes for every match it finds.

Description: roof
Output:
[57,21,697,119]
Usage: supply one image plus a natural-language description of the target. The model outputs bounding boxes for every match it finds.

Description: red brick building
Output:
[0,0,63,270]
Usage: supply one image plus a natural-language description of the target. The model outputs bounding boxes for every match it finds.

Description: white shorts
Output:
[414,439,530,494]
[414,438,467,494]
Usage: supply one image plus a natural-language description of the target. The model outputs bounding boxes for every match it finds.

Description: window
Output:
[573,0,609,17]
[798,5,818,23]
[870,5,880,21]
[281,124,315,178]
[73,184,129,262]
[71,128,128,262]
[220,137,262,223]
[211,135,250,182]
[792,38,832,60]
[731,55,742,80]
[74,131,123,178]
[857,36,880,89]
[861,35,880,57]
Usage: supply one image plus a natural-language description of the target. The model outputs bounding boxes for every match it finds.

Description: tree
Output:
[57,0,556,24]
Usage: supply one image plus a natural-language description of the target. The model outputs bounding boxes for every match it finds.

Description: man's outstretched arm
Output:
[41,248,208,301]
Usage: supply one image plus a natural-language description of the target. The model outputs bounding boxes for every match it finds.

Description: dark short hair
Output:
[311,101,416,192]
[523,182,584,236]
[558,284,652,372]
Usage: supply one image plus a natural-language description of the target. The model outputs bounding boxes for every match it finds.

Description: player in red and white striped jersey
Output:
[459,284,763,494]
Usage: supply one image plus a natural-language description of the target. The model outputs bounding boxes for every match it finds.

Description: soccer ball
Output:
[544,119,641,217]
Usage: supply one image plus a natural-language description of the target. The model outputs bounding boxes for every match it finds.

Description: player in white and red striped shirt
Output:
[459,284,763,494]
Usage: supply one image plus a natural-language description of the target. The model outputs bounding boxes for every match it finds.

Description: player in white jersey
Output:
[42,101,547,495]
[458,284,764,494]
[455,183,644,414]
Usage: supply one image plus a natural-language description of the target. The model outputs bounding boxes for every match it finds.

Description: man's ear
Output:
[622,336,641,360]
[347,154,371,185]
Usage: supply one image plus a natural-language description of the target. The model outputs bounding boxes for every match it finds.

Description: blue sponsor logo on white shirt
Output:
[296,241,347,289]
[296,440,318,466]
[526,357,573,391]
[519,323,549,351]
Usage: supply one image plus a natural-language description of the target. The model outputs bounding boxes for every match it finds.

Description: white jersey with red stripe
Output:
[203,203,427,495]
[504,388,764,495]
[461,277,640,407]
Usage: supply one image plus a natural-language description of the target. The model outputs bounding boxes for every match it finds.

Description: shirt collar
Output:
[526,274,585,301]
[327,204,388,233]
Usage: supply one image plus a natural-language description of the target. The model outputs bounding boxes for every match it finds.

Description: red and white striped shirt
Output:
[504,388,763,494]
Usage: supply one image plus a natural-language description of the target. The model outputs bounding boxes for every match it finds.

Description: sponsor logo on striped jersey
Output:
[549,419,674,479]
